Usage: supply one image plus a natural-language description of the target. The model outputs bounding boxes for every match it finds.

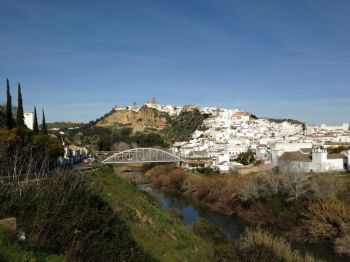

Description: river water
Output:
[154,190,347,262]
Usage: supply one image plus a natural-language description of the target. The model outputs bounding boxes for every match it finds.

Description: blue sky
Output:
[0,0,349,124]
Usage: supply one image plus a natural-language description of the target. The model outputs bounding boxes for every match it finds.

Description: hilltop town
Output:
[87,99,350,174]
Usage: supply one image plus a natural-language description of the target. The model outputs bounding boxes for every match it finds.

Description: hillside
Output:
[64,102,308,152]
[89,167,212,261]
[96,105,169,132]
[64,103,209,150]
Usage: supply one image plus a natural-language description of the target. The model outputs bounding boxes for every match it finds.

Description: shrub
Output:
[181,173,242,214]
[192,218,239,261]
[147,164,187,191]
[192,218,230,245]
[302,199,350,240]
[212,243,239,262]
[334,233,350,256]
[194,167,219,175]
[237,172,341,204]
[239,227,320,262]
[236,152,255,165]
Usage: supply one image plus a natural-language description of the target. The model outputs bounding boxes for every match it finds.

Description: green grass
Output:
[89,166,212,262]
[0,231,62,262]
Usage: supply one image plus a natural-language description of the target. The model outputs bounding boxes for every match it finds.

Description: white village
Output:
[116,99,350,174]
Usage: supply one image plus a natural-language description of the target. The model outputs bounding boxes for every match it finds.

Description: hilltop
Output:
[58,99,309,152]
[60,100,211,150]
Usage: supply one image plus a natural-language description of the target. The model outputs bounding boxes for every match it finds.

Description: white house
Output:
[24,112,34,130]
[226,144,247,157]
[277,148,349,173]
[213,153,231,172]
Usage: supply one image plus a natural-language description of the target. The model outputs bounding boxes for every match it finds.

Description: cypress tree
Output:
[42,108,48,135]
[16,83,25,129]
[5,79,14,130]
[33,106,39,134]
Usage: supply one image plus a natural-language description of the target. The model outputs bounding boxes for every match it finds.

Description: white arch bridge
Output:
[102,148,184,164]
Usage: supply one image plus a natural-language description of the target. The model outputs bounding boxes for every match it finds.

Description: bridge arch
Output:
[102,148,184,164]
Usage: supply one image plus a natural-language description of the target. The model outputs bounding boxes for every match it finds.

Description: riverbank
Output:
[143,164,350,260]
[97,165,324,262]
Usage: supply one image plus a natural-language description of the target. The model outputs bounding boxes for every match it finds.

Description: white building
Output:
[271,142,313,167]
[278,148,349,173]
[24,112,34,130]
[213,153,231,172]
[226,145,247,157]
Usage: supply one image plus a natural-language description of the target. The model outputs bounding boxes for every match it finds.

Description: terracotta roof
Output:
[279,152,312,162]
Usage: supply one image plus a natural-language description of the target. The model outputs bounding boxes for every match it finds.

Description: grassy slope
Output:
[89,167,212,262]
[0,231,62,262]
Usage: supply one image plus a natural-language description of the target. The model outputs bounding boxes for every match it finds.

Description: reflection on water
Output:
[156,190,347,262]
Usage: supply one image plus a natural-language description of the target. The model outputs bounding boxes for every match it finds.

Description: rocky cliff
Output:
[95,106,169,132]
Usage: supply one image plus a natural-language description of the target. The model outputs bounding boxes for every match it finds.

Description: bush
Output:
[181,173,242,214]
[192,218,239,261]
[147,164,187,191]
[302,199,350,241]
[237,172,343,204]
[239,227,320,262]
[192,218,230,245]
[236,152,255,165]
[334,233,350,256]
[194,167,219,175]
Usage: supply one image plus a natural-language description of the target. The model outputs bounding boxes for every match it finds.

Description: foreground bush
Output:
[192,219,322,262]
[239,228,321,262]
[0,172,154,261]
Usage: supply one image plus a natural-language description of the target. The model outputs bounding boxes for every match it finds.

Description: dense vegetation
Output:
[236,151,256,165]
[146,165,350,258]
[0,79,62,176]
[0,171,154,261]
[0,231,62,262]
[0,107,5,128]
[266,117,305,126]
[192,218,320,262]
[163,109,209,142]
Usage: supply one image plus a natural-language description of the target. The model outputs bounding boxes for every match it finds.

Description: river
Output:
[154,190,347,262]
[120,167,347,262]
